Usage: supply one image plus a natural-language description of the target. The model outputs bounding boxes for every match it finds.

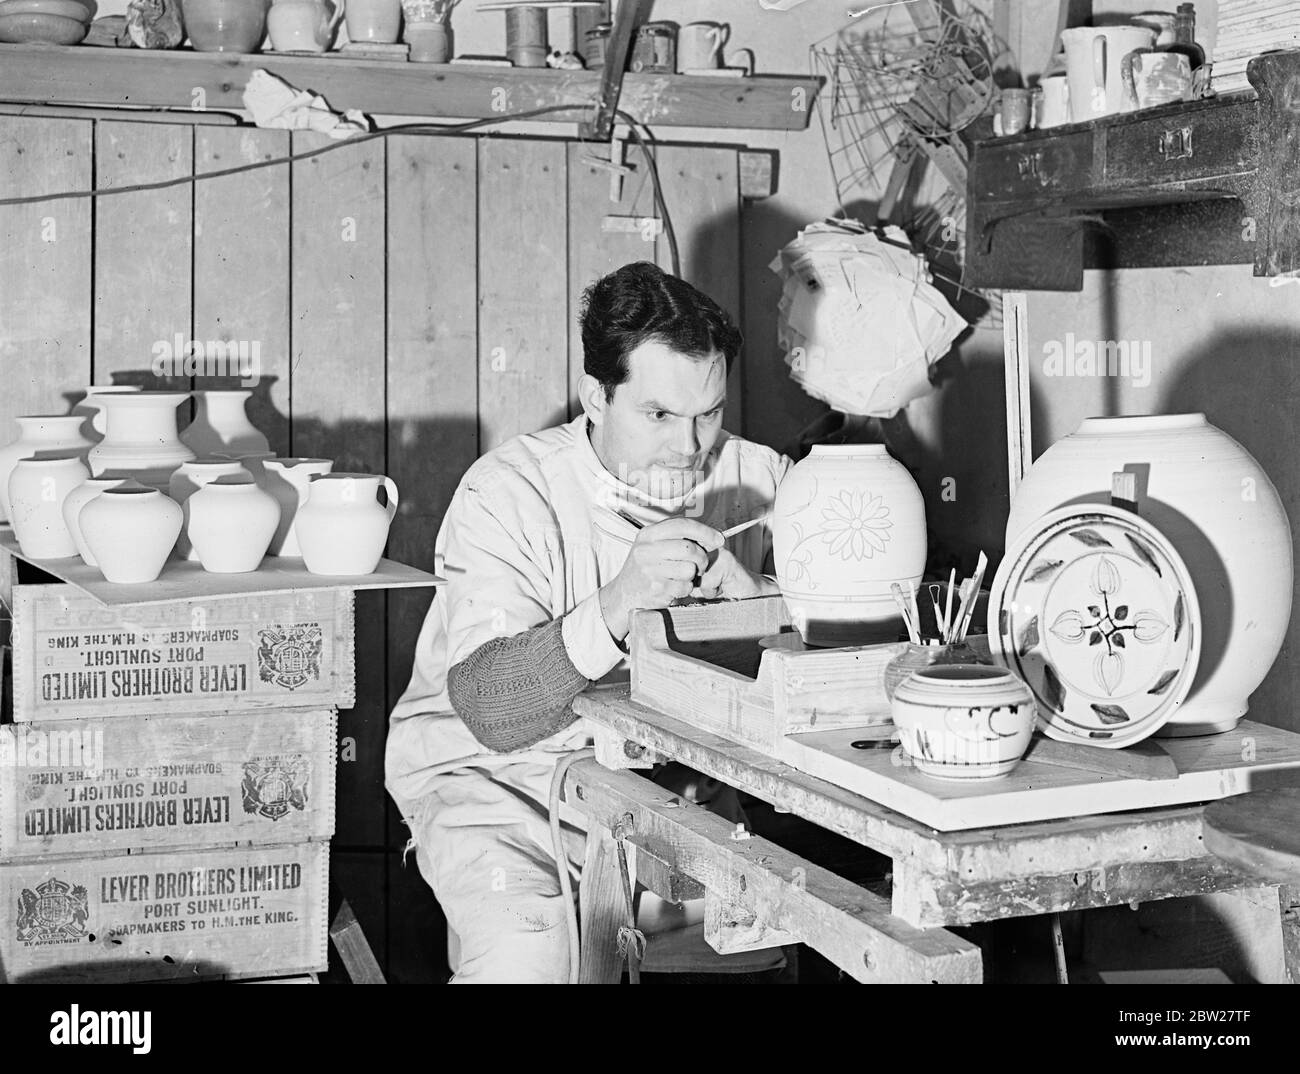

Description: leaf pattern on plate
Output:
[1126,532,1162,577]
[1050,610,1086,644]
[1024,558,1064,583]
[1092,556,1121,596]
[1091,703,1131,725]
[1174,593,1185,642]
[1148,669,1179,695]
[1042,663,1066,711]
[1133,610,1169,643]
[1018,615,1040,656]
[1070,528,1112,548]
[1095,651,1124,696]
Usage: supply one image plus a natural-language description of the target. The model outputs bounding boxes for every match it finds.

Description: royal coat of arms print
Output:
[257,623,324,691]
[17,877,90,944]
[241,756,311,821]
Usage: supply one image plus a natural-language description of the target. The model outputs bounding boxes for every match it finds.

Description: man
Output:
[385,261,791,983]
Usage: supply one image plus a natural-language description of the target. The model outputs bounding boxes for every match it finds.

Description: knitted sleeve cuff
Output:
[447,615,593,754]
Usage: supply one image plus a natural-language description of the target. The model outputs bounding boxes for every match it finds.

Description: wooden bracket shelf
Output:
[0,43,822,130]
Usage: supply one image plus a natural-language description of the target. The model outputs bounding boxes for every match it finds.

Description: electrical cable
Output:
[548,746,596,984]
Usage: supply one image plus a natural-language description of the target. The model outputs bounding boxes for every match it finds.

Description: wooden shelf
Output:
[0,44,822,130]
[1,530,443,607]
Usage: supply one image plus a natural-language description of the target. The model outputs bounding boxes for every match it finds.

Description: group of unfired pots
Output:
[0,388,398,583]
[770,414,1293,779]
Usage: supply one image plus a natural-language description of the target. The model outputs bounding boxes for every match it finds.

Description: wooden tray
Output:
[630,596,902,753]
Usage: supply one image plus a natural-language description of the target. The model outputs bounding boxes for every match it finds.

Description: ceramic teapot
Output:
[267,0,341,51]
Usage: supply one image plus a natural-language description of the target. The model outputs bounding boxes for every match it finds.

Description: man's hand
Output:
[598,518,723,641]
[693,546,782,601]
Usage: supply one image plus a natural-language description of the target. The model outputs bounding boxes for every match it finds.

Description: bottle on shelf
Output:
[1164,3,1205,72]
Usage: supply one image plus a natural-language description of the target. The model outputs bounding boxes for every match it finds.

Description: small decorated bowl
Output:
[891,664,1036,780]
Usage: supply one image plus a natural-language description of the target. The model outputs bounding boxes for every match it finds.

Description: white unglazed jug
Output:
[1061,24,1155,121]
[295,472,397,576]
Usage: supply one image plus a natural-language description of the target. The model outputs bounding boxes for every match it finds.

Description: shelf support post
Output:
[581,0,654,142]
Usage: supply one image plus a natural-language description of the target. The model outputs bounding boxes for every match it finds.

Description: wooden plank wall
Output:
[0,113,748,981]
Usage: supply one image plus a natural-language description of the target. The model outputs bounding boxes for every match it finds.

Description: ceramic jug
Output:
[268,0,340,51]
[8,453,89,559]
[771,445,926,647]
[1006,413,1292,737]
[295,472,397,575]
[0,415,93,522]
[263,457,333,555]
[186,475,280,573]
[169,457,251,559]
[63,475,135,567]
[88,391,193,490]
[182,390,270,458]
[79,485,183,583]
[1061,24,1156,120]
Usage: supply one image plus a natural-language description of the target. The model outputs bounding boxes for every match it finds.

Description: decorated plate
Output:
[989,504,1200,748]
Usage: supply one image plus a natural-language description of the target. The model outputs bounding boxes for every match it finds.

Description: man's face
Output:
[584,338,727,502]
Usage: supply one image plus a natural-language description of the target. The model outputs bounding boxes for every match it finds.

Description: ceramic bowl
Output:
[0,10,88,40]
[891,664,1036,781]
[0,0,96,20]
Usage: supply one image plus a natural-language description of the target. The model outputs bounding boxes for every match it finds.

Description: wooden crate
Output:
[9,583,355,721]
[0,840,328,983]
[0,709,336,861]
[630,596,903,753]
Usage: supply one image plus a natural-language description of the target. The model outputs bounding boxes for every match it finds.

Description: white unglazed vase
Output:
[263,457,333,556]
[1006,413,1294,736]
[88,391,194,490]
[169,457,250,559]
[73,385,143,443]
[771,444,926,646]
[8,454,89,559]
[891,664,1036,780]
[79,485,183,583]
[63,475,136,567]
[0,415,94,522]
[186,476,280,573]
[182,390,270,457]
[296,472,398,575]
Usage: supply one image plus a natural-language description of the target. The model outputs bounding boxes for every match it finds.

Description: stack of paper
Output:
[768,220,966,418]
[1212,0,1300,94]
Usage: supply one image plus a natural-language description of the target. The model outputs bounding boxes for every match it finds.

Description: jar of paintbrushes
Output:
[885,553,991,699]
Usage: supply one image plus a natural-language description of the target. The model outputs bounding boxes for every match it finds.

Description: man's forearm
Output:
[446,617,592,753]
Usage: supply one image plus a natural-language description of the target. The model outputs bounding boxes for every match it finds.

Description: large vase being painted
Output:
[1006,413,1293,736]
[772,445,926,647]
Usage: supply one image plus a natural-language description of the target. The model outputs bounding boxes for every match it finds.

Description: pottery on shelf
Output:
[344,0,400,43]
[181,390,270,458]
[1006,413,1292,737]
[220,450,276,485]
[73,385,143,443]
[87,391,194,490]
[62,475,136,567]
[79,484,183,583]
[168,457,250,559]
[263,457,333,556]
[267,0,339,51]
[771,444,926,647]
[180,0,270,51]
[891,664,1037,781]
[295,472,397,576]
[186,475,280,574]
[7,453,89,559]
[884,640,990,700]
[0,415,94,522]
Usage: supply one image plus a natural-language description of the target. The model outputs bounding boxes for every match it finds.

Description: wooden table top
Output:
[1203,787,1300,885]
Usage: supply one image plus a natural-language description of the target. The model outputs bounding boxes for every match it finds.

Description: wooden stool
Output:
[1204,787,1300,884]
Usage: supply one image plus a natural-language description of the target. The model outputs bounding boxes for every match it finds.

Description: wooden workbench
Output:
[571,685,1300,983]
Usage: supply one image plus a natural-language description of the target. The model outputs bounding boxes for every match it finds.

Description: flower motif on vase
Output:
[817,489,893,561]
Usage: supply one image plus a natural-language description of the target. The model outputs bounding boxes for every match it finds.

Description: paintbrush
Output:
[616,509,771,540]
[955,551,989,642]
[943,567,956,644]
[891,581,919,644]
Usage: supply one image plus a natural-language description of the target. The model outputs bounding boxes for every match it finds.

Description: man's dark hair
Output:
[580,262,742,400]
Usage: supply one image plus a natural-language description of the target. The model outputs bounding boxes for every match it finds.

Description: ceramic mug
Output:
[1036,75,1071,128]
[344,0,401,44]
[679,20,725,70]
[1124,49,1192,109]
[268,0,340,51]
[992,88,1032,136]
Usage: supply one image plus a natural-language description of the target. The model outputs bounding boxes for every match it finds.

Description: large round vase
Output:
[891,664,1037,780]
[181,390,270,458]
[771,444,926,647]
[296,473,397,576]
[73,385,143,443]
[186,476,279,574]
[63,475,135,567]
[79,485,183,584]
[0,415,93,522]
[169,457,250,559]
[87,392,194,490]
[8,454,89,558]
[1006,413,1293,736]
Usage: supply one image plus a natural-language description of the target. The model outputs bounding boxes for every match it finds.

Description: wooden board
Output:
[477,138,569,452]
[1204,788,1300,885]
[9,583,354,721]
[193,126,291,452]
[778,720,1300,832]
[0,709,336,860]
[0,114,92,426]
[0,533,442,606]
[630,598,900,753]
[0,45,822,130]
[0,840,328,983]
